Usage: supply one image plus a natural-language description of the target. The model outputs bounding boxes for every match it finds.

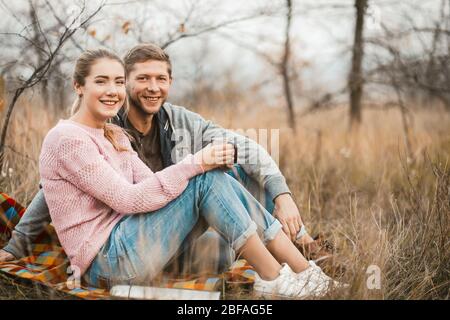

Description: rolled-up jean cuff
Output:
[232,221,258,252]
[2,244,20,259]
[3,233,28,259]
[262,219,283,244]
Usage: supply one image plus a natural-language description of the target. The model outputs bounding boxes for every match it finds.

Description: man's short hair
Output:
[123,43,172,78]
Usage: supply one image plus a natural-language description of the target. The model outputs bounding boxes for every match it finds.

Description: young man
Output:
[0,43,333,273]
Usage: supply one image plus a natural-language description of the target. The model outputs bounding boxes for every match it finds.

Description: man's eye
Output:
[116,80,125,85]
[95,80,105,84]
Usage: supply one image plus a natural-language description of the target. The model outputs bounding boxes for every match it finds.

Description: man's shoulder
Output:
[163,102,204,122]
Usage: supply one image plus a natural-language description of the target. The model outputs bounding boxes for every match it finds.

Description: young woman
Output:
[39,49,339,298]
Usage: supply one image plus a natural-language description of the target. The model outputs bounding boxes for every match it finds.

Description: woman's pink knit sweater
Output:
[39,119,203,274]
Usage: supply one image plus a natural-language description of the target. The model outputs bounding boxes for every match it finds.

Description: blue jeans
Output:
[83,169,282,288]
[162,165,276,275]
[227,165,275,215]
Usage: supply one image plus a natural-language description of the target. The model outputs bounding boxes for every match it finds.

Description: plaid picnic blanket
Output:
[0,193,255,299]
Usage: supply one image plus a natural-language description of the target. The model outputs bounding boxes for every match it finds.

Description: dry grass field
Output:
[0,100,449,299]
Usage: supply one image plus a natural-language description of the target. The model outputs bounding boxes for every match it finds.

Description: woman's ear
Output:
[74,81,83,96]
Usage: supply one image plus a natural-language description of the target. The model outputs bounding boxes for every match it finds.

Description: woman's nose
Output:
[106,85,118,96]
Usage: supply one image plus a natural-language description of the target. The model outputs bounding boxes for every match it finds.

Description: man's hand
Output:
[273,193,303,241]
[0,249,15,262]
[193,143,235,172]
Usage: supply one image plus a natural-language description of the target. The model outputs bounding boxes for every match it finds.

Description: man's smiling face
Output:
[127,60,172,115]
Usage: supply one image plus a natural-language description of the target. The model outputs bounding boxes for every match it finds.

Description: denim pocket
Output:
[82,252,113,289]
[83,272,111,289]
[107,230,140,285]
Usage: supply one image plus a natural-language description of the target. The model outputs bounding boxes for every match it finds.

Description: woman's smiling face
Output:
[75,58,126,122]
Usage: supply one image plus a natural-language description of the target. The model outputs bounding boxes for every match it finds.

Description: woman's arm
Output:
[52,136,203,214]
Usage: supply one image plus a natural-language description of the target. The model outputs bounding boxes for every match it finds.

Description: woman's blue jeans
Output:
[83,168,281,288]
[162,165,276,275]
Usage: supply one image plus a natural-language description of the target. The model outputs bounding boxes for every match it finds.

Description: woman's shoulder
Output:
[49,119,90,136]
[43,120,133,155]
[43,120,97,148]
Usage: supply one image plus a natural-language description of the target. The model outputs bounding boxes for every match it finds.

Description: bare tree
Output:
[364,1,450,109]
[348,0,368,130]
[0,1,105,169]
[281,0,296,131]
[0,75,4,112]
[28,0,53,108]
[212,2,302,130]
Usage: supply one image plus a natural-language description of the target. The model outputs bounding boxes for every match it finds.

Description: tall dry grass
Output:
[0,98,449,299]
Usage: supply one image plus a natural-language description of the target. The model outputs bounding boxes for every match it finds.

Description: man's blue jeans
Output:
[83,169,281,288]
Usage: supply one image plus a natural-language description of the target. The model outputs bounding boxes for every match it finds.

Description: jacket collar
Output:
[115,103,172,131]
[114,104,174,168]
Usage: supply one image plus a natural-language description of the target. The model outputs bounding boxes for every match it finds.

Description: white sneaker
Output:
[253,263,322,299]
[306,260,349,290]
[295,263,331,298]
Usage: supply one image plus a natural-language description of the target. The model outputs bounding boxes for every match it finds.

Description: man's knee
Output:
[226,164,246,180]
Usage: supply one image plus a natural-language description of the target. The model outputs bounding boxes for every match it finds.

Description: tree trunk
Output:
[348,0,368,130]
[0,88,25,168]
[282,0,297,132]
[0,75,4,113]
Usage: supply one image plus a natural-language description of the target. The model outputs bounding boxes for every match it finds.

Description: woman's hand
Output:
[193,143,235,172]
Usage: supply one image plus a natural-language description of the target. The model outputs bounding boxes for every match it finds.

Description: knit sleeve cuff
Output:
[177,154,204,179]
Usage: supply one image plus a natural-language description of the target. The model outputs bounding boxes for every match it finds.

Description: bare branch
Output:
[0,1,106,168]
[28,0,52,53]
[0,32,49,57]
[216,31,279,68]
[161,13,268,49]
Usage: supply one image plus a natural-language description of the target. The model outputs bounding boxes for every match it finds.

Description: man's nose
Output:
[147,78,160,92]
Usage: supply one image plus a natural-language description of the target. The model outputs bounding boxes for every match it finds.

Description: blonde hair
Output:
[71,49,129,152]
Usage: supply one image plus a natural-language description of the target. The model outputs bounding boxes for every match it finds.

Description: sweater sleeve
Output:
[130,150,154,183]
[56,135,203,214]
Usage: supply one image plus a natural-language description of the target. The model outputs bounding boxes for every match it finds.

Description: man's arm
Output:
[167,104,286,196]
[200,118,308,240]
[169,104,310,241]
[199,117,291,201]
[2,188,51,259]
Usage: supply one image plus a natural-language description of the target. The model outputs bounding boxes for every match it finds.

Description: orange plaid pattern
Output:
[0,193,255,299]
